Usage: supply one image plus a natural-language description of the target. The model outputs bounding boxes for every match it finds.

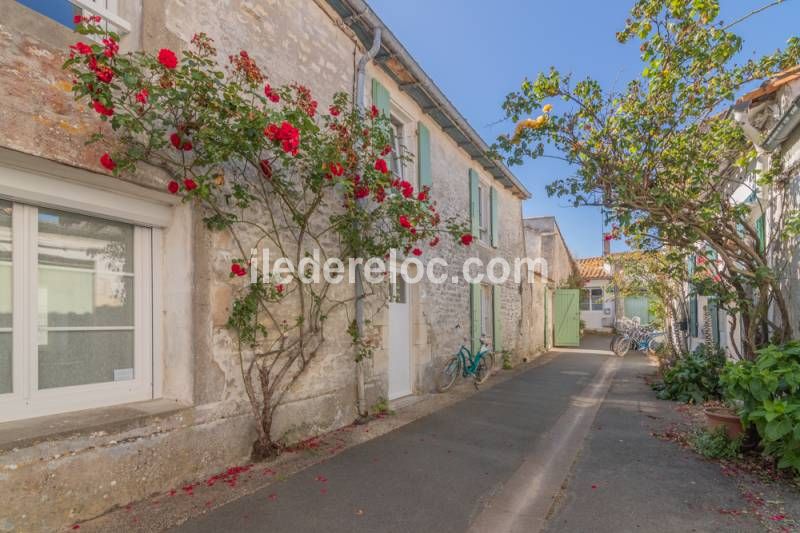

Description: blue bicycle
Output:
[436,326,495,392]
[612,319,665,356]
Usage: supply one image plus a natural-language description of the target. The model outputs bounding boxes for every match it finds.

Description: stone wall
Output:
[523,216,576,285]
[0,0,533,530]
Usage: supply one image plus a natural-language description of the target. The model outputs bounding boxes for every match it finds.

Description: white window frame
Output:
[389,118,405,179]
[388,101,415,185]
[0,163,170,422]
[580,287,604,312]
[74,0,132,34]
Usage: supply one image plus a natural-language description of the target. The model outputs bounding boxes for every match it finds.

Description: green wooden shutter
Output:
[492,285,502,352]
[371,79,390,117]
[469,169,479,238]
[470,282,481,354]
[755,215,766,253]
[490,186,498,247]
[417,122,432,188]
[709,298,720,347]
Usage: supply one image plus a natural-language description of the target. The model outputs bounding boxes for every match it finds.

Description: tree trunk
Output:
[252,366,281,461]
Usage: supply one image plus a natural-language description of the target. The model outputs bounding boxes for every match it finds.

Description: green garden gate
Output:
[554,289,580,347]
[624,296,650,325]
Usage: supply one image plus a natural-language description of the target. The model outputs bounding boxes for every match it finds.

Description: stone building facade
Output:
[0,0,533,530]
[686,67,800,355]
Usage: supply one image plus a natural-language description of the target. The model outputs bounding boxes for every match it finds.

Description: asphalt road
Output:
[172,339,769,533]
[173,349,608,533]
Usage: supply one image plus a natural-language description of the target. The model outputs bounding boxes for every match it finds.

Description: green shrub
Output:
[691,427,741,459]
[721,341,800,473]
[653,344,725,403]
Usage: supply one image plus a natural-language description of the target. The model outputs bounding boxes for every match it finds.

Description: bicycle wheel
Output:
[614,337,632,357]
[474,353,494,385]
[436,356,461,392]
[610,334,622,353]
[647,334,665,355]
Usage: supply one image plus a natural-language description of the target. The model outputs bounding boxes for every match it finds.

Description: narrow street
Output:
[170,336,764,533]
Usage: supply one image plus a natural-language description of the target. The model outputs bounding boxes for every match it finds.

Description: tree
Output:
[64,21,468,458]
[494,0,800,357]
[608,250,690,362]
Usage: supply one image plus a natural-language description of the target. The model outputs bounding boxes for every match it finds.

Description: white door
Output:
[388,276,412,400]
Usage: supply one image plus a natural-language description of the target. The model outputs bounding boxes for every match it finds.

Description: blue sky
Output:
[368,0,800,258]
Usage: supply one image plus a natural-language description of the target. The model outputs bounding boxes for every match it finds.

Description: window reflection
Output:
[37,208,135,389]
[0,200,11,394]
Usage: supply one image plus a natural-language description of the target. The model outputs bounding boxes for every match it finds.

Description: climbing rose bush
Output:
[64,21,470,458]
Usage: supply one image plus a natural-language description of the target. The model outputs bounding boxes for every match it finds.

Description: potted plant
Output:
[704,401,743,439]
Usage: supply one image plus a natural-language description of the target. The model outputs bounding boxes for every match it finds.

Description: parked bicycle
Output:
[610,317,664,356]
[436,325,495,392]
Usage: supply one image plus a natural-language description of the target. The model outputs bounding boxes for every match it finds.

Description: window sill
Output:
[0,398,190,454]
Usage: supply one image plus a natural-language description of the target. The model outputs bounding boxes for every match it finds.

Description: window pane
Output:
[0,200,10,394]
[591,288,604,311]
[390,121,402,176]
[38,330,134,389]
[38,271,134,327]
[37,208,135,390]
[17,0,81,29]
[579,289,590,311]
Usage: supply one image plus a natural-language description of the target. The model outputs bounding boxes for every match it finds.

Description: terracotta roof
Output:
[576,256,611,280]
[738,65,800,103]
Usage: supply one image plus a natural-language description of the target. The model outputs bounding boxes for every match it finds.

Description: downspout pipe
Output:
[354,27,381,420]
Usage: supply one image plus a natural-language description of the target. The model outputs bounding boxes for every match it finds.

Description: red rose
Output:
[412,248,422,256]
[72,41,93,55]
[370,104,379,118]
[429,236,440,247]
[374,159,389,174]
[374,186,386,203]
[100,153,116,171]
[329,105,340,116]
[73,15,83,24]
[158,48,178,69]
[355,185,370,199]
[417,191,427,201]
[231,263,247,277]
[329,162,344,177]
[264,121,300,156]
[264,84,280,103]
[307,100,318,117]
[460,234,474,246]
[102,38,119,58]
[275,284,284,293]
[92,100,114,116]
[170,132,192,151]
[381,144,392,156]
[95,66,114,83]
[399,215,412,229]
[259,159,272,179]
[167,180,180,194]
[183,179,198,191]
[135,88,149,104]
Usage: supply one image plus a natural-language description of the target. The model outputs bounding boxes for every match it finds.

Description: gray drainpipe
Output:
[354,27,382,420]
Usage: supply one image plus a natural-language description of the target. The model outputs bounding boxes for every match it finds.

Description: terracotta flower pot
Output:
[704,406,743,439]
